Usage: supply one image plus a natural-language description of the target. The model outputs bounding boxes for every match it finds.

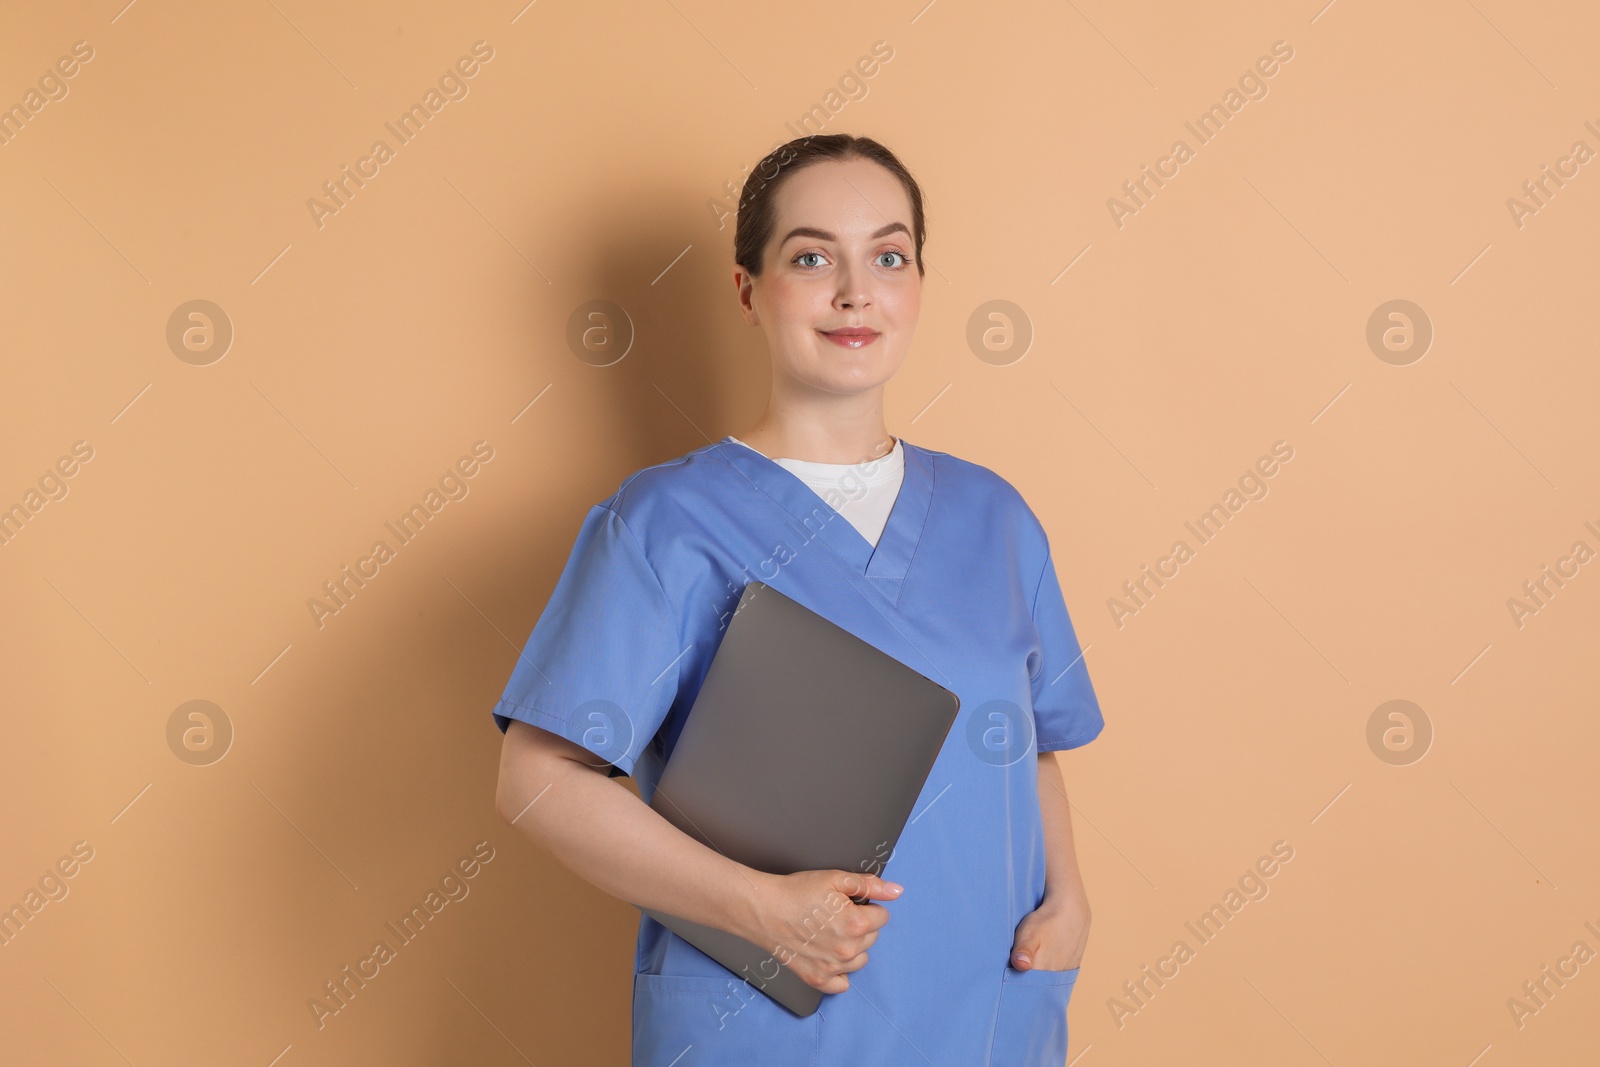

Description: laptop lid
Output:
[642,580,961,1016]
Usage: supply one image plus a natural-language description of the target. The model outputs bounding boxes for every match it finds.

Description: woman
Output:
[493,133,1104,1065]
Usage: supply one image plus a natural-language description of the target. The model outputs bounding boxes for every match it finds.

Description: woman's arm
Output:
[495,720,902,992]
[495,719,768,936]
[1010,750,1092,970]
[1038,750,1086,906]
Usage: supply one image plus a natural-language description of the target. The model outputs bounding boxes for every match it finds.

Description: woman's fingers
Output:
[752,868,903,992]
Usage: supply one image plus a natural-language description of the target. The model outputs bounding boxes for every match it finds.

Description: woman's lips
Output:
[818,328,880,349]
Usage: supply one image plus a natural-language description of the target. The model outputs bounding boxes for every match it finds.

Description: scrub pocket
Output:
[988,964,1079,1066]
[632,971,821,1067]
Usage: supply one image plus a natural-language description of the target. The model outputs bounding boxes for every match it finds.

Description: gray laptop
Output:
[640,580,960,1017]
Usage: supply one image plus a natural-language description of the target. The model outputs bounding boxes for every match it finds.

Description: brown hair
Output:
[734,133,927,279]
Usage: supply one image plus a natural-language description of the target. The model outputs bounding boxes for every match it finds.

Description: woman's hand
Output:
[1009,881,1091,972]
[738,869,903,994]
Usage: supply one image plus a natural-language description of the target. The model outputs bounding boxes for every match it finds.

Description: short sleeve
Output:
[1029,549,1105,751]
[491,504,683,778]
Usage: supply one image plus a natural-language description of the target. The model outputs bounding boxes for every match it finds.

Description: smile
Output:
[819,329,880,349]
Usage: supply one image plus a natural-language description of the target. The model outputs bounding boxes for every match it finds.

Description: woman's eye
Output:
[793,249,913,270]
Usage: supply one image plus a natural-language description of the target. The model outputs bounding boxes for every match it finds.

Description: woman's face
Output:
[737,158,921,397]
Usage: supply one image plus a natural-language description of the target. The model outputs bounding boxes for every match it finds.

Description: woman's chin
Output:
[796,354,904,389]
[804,372,898,397]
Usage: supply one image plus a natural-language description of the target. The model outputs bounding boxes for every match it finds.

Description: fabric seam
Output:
[1027,546,1052,684]
[1038,721,1104,750]
[600,502,687,710]
[493,695,639,777]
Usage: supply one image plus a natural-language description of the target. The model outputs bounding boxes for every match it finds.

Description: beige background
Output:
[2,0,1597,1063]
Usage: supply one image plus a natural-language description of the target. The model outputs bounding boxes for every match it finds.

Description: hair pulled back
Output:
[734,133,926,279]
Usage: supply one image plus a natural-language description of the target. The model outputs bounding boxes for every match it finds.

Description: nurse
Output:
[492,133,1105,1066]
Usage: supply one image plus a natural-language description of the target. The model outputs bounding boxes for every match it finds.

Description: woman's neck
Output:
[734,423,897,464]
[736,394,896,464]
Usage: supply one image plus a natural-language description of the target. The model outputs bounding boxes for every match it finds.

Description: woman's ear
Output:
[732,267,760,325]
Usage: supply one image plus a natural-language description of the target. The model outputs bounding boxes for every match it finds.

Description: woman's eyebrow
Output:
[779,221,910,245]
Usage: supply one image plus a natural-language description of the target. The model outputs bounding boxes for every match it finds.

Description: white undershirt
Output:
[728,436,905,547]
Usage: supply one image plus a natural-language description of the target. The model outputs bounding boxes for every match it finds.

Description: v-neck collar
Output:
[708,435,934,606]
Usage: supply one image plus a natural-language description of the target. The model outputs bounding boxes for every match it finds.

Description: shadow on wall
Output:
[246,175,767,1062]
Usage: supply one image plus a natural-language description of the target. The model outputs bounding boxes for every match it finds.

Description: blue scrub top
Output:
[492,436,1105,1066]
